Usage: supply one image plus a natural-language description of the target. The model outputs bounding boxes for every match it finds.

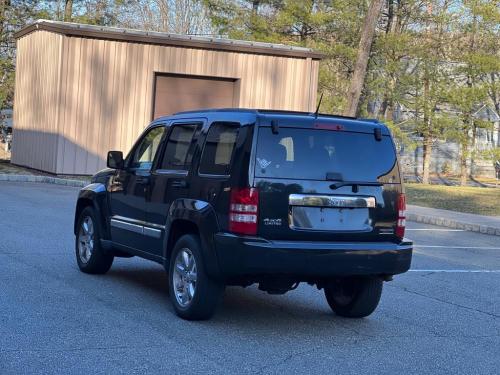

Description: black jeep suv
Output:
[74,109,412,320]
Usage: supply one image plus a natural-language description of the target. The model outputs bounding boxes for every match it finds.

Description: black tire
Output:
[168,234,224,320]
[324,277,383,318]
[75,206,114,274]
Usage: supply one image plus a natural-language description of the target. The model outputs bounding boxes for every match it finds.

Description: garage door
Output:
[153,74,238,119]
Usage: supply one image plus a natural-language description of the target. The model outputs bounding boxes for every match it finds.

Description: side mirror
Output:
[107,151,124,169]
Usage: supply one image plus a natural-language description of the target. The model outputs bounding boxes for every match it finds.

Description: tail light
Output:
[395,193,406,238]
[229,187,259,235]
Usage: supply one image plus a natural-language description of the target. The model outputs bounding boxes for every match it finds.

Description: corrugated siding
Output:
[308,59,320,112]
[15,32,319,175]
[11,31,63,173]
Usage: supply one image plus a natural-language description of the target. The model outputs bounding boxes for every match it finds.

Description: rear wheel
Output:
[75,206,114,274]
[324,277,383,318]
[168,234,224,320]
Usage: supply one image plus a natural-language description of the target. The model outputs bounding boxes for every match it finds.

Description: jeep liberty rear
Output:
[214,113,412,317]
[254,118,404,242]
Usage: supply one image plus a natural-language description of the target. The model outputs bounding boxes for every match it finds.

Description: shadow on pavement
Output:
[105,264,336,321]
[102,263,376,335]
[106,266,169,297]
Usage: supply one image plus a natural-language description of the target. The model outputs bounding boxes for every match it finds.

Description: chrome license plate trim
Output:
[289,194,376,209]
[289,206,372,232]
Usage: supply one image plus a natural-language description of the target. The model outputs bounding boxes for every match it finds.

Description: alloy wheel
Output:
[78,216,94,264]
[172,248,198,307]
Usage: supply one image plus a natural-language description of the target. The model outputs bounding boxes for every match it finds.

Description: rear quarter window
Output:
[199,122,239,175]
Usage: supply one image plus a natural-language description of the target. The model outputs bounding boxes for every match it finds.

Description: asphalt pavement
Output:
[0,181,499,374]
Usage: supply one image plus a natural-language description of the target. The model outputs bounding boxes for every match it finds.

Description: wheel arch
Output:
[163,199,222,279]
[74,183,110,239]
[74,198,94,234]
[165,220,199,260]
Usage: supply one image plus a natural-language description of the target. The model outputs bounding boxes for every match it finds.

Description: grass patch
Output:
[0,161,40,175]
[406,183,500,216]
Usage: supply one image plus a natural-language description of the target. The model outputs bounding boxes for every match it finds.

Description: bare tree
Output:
[344,0,384,117]
[64,0,73,21]
[119,0,213,35]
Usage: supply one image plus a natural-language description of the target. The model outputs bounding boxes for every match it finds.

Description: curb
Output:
[0,174,88,188]
[407,212,500,237]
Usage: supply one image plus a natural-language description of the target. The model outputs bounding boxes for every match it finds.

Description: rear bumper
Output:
[213,233,413,279]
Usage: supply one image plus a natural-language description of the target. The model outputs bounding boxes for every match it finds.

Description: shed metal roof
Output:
[15,20,324,59]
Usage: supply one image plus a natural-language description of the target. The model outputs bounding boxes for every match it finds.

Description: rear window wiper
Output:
[325,173,381,192]
[329,181,382,192]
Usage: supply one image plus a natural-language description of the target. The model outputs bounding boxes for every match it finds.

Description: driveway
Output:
[0,181,498,374]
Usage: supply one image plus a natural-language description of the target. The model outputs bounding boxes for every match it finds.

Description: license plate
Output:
[291,207,371,231]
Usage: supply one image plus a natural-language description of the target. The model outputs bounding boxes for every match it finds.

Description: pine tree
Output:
[447,0,500,185]
[0,1,52,110]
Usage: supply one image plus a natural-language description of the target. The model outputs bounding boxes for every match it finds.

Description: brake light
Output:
[395,193,406,238]
[229,188,259,235]
[314,123,344,131]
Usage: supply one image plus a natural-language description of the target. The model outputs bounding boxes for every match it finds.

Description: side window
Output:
[129,126,165,170]
[199,122,239,175]
[159,124,197,170]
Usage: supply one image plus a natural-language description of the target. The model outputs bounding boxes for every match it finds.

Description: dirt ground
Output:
[0,145,10,162]
[0,148,90,181]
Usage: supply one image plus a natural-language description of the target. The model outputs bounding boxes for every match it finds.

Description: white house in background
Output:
[393,103,499,178]
[0,109,13,129]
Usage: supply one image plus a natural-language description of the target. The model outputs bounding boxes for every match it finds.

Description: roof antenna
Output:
[314,92,323,119]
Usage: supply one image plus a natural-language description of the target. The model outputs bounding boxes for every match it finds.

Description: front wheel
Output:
[168,234,224,320]
[75,207,114,274]
[324,277,383,318]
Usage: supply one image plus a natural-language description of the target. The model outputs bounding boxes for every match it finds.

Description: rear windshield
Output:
[255,127,397,181]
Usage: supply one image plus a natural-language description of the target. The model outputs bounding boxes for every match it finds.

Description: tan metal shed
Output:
[12,20,322,175]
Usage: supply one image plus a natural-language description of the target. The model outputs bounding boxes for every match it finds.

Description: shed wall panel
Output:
[15,31,319,175]
[11,31,63,173]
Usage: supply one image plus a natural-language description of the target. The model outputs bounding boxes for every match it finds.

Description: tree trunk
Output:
[421,56,431,184]
[64,0,73,22]
[378,95,389,119]
[386,0,394,33]
[470,124,477,177]
[460,141,468,186]
[0,1,11,34]
[422,137,431,184]
[489,73,500,124]
[344,0,384,117]
[252,0,260,13]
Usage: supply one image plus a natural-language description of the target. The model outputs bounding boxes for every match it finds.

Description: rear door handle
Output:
[171,180,188,188]
[136,176,150,185]
[207,187,217,201]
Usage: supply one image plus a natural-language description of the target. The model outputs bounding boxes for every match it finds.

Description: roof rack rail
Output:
[358,118,380,123]
[171,108,375,122]
[257,109,356,120]
[173,108,257,115]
